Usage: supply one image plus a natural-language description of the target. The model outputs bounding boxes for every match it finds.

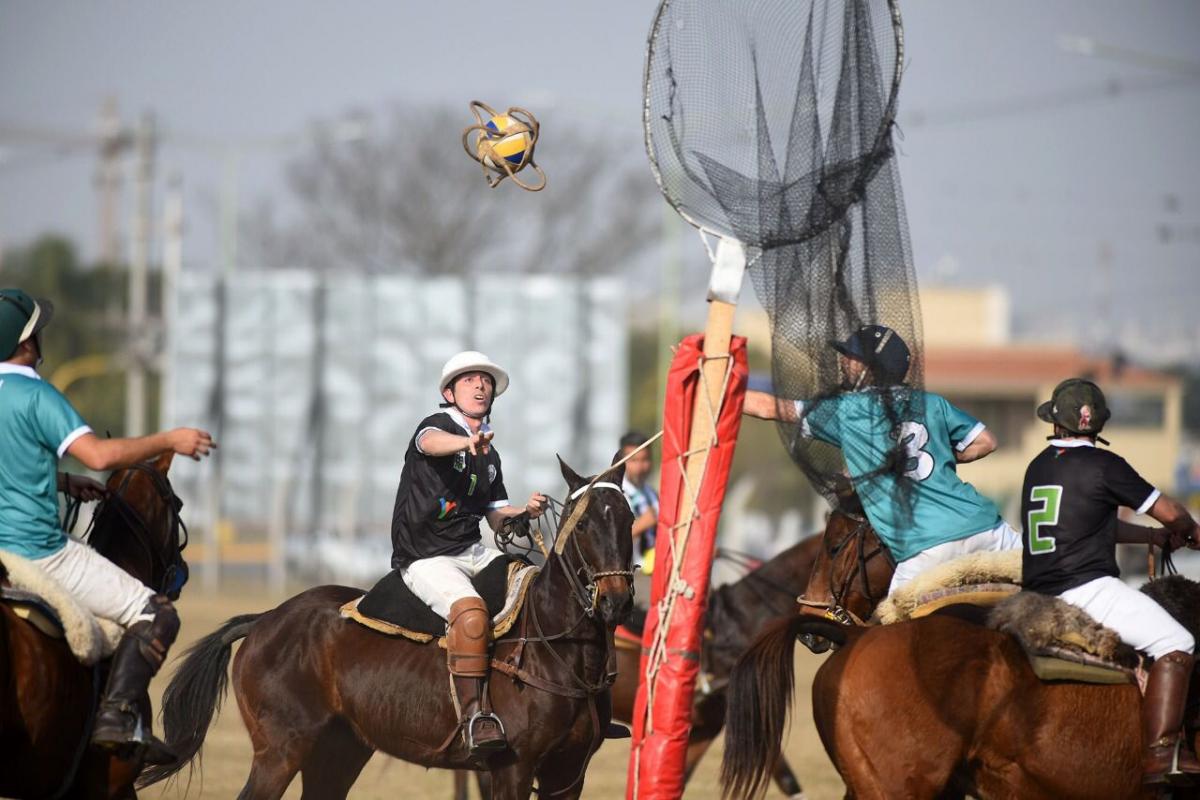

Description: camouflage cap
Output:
[1037,378,1111,440]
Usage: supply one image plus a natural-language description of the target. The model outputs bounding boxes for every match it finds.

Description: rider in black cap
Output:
[744,324,1019,593]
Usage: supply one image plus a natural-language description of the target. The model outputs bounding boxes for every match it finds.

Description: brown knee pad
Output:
[447,597,491,677]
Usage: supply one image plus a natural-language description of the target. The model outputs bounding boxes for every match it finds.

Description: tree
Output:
[0,235,133,437]
[242,105,662,278]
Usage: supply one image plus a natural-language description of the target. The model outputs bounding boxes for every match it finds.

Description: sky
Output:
[1,1,1198,363]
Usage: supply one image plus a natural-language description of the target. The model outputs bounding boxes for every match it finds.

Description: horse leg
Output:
[453,770,469,800]
[475,769,494,799]
[298,718,374,800]
[236,749,303,800]
[485,763,533,800]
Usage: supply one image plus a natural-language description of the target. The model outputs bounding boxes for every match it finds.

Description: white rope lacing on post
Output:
[632,348,735,795]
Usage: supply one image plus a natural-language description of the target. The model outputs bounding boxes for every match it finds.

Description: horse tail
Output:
[138,612,263,787]
[720,615,856,799]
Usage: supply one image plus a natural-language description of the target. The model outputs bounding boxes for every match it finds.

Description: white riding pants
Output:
[400,541,505,621]
[889,521,1022,595]
[1059,576,1194,660]
[32,538,155,628]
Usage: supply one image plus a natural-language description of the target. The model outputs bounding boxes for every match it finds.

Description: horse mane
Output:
[1142,575,1200,643]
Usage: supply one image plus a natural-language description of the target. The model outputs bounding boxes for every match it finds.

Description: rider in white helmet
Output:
[389,351,547,757]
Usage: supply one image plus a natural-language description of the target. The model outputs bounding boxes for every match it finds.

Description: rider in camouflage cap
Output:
[1037,377,1112,444]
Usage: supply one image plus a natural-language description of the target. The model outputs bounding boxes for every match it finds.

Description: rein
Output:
[796,513,891,627]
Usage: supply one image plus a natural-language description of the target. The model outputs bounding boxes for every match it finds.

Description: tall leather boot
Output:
[447,597,506,757]
[1143,650,1200,784]
[92,596,179,765]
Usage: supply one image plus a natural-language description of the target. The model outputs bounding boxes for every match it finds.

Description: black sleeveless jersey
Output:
[1020,441,1158,595]
[390,411,509,569]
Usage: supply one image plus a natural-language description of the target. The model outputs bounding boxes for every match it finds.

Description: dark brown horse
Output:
[0,453,188,799]
[457,532,831,800]
[723,515,1200,799]
[142,459,634,800]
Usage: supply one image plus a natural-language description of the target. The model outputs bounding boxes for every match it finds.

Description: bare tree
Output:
[241,104,661,277]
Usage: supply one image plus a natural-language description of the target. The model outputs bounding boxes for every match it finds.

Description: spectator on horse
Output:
[743,324,1019,594]
[1021,377,1200,784]
[616,430,658,605]
[388,351,548,757]
[0,288,215,761]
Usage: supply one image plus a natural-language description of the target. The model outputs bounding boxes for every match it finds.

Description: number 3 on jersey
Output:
[1026,485,1062,555]
[895,421,934,481]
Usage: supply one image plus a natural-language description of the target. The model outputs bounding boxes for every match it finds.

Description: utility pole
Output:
[126,111,155,437]
[160,173,183,430]
[95,97,126,265]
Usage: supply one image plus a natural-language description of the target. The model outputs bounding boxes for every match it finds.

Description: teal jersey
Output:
[800,389,1002,563]
[0,364,91,558]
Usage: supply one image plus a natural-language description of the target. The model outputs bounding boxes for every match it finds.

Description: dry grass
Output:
[141,586,845,799]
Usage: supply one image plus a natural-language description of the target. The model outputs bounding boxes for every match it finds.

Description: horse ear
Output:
[600,461,626,485]
[558,455,585,493]
[153,450,175,474]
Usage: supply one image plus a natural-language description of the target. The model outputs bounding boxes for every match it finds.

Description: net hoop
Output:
[642,0,905,245]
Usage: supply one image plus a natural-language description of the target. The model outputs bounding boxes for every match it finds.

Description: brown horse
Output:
[0,453,188,799]
[457,532,832,800]
[142,458,635,800]
[723,515,1200,799]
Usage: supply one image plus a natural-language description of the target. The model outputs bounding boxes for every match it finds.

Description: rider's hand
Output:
[465,429,494,456]
[63,474,107,502]
[525,492,548,519]
[1187,523,1200,551]
[169,428,217,460]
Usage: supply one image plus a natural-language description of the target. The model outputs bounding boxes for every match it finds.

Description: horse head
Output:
[87,451,189,599]
[553,456,635,628]
[797,501,894,649]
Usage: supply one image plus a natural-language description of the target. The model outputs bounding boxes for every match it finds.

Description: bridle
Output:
[556,482,636,616]
[81,463,189,599]
[795,512,892,627]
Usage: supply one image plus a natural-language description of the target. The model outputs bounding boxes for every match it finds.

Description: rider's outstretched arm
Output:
[68,429,214,472]
[743,390,799,423]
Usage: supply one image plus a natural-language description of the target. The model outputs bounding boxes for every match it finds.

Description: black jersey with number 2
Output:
[1020,441,1157,596]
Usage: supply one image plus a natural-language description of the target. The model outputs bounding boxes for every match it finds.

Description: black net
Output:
[645,0,924,523]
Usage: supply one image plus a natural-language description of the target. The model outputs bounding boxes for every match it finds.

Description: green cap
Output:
[0,289,54,360]
[1037,378,1111,441]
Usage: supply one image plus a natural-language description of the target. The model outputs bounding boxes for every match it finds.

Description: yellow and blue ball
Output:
[478,114,532,169]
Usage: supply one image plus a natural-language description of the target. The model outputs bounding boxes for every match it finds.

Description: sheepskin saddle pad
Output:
[340,556,539,645]
[989,575,1200,685]
[0,547,123,665]
[875,549,1022,626]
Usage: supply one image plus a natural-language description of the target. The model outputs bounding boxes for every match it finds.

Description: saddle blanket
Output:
[0,547,123,665]
[340,555,539,644]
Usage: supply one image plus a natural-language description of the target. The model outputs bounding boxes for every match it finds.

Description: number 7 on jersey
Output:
[1026,485,1062,555]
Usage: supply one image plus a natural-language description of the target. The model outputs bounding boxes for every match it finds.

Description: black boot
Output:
[92,598,179,765]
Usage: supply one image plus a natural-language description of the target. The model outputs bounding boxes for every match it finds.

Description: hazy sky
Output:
[2,1,1198,361]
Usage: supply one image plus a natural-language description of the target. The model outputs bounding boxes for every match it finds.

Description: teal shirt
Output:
[0,364,91,558]
[799,389,1002,563]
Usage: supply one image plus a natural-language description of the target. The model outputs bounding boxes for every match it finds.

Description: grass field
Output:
[139,585,846,799]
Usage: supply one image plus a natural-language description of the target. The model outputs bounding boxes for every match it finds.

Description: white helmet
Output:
[439,351,510,398]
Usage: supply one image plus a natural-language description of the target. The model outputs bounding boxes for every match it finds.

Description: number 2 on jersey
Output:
[1026,485,1062,555]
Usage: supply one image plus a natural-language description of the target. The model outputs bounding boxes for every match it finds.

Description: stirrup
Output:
[465,710,507,752]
